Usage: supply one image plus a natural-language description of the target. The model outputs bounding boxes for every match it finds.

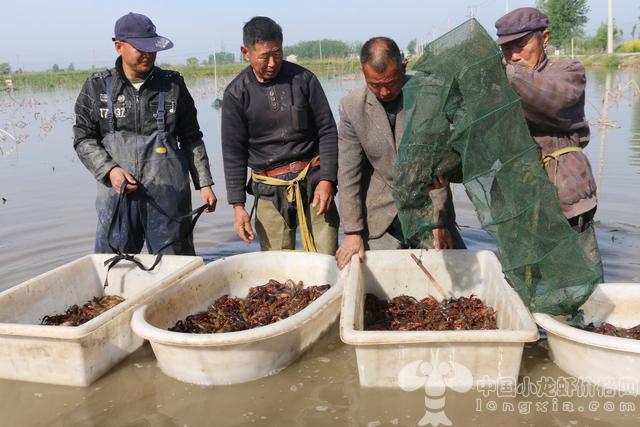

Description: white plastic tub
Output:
[131,251,344,385]
[340,249,539,389]
[534,283,640,394]
[0,254,202,386]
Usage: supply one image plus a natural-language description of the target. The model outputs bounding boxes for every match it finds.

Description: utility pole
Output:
[571,38,575,59]
[466,6,477,19]
[505,0,510,14]
[607,0,614,54]
[213,44,218,98]
[319,39,323,62]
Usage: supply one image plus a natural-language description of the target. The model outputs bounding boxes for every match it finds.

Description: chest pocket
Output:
[149,98,177,129]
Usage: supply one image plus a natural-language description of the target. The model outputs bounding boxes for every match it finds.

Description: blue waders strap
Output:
[105,74,115,133]
[155,78,166,131]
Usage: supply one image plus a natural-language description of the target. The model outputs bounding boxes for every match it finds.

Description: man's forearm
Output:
[74,138,117,182]
[429,185,454,228]
[182,139,214,189]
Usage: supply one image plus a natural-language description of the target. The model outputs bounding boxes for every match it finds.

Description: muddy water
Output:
[1,69,640,427]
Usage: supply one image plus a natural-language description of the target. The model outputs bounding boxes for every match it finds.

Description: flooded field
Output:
[1,68,640,426]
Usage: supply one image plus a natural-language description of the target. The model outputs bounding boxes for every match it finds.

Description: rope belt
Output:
[542,146,583,167]
[250,155,320,252]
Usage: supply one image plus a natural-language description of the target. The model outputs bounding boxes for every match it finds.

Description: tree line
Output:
[4,1,640,76]
[537,0,639,52]
[284,39,362,59]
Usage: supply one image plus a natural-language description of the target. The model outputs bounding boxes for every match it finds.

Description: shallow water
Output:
[1,68,639,426]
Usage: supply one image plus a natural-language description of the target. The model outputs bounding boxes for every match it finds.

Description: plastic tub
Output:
[340,249,539,389]
[0,254,203,386]
[131,251,344,385]
[534,283,640,394]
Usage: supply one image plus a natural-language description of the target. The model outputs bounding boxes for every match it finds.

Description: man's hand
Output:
[311,180,334,215]
[108,166,138,194]
[199,186,218,212]
[335,233,365,270]
[428,175,448,191]
[432,228,454,250]
[233,204,254,243]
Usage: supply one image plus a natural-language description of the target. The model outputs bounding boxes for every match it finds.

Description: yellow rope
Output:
[541,146,583,167]
[251,155,319,252]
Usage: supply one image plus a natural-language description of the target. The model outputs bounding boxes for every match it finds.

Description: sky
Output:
[1,0,639,71]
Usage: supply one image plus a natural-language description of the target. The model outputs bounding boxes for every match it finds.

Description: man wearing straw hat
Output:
[221,16,339,254]
[495,7,602,273]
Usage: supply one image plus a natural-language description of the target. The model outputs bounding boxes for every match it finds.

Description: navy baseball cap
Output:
[495,7,549,46]
[113,12,173,52]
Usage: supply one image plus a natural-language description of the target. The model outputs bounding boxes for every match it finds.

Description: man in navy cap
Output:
[495,7,602,273]
[73,12,217,256]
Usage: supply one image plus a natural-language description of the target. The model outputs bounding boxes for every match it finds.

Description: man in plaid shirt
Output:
[495,7,602,274]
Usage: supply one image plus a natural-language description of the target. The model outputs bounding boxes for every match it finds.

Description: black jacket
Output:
[73,58,213,189]
[221,61,338,204]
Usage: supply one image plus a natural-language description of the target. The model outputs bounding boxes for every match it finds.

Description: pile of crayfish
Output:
[576,322,640,340]
[364,293,498,331]
[41,295,125,326]
[169,279,330,334]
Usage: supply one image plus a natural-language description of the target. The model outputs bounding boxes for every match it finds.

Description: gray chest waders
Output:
[96,74,207,286]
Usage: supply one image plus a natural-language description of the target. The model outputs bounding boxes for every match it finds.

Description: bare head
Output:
[360,37,406,102]
[241,16,284,82]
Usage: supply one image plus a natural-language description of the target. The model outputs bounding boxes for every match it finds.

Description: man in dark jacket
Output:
[221,16,339,254]
[496,7,602,273]
[73,12,217,255]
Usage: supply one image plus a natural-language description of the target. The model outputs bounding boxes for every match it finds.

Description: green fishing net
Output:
[393,19,603,315]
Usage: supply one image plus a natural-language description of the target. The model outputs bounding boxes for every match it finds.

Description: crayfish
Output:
[576,322,640,340]
[169,279,330,334]
[41,295,125,326]
[364,293,498,331]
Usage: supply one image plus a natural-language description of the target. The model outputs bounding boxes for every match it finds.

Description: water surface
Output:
[1,68,639,426]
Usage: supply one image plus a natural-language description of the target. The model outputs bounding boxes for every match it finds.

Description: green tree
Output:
[586,22,623,51]
[537,0,589,48]
[407,39,417,56]
[285,39,353,59]
[352,41,363,56]
[186,57,199,66]
[52,64,60,72]
[0,62,10,74]
[208,52,235,65]
[67,63,75,72]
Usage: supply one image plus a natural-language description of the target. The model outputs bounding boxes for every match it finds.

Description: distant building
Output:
[286,54,298,63]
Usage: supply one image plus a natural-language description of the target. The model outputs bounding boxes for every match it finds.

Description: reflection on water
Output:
[1,68,640,426]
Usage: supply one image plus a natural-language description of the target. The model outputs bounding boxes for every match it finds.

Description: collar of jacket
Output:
[534,55,549,72]
[364,74,410,151]
[113,56,159,88]
[364,74,411,106]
